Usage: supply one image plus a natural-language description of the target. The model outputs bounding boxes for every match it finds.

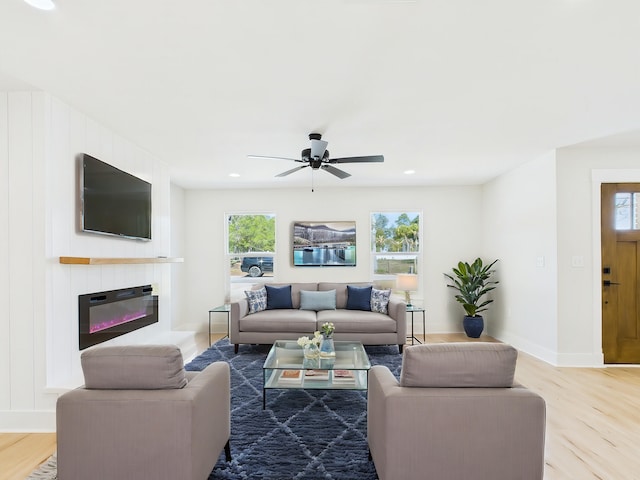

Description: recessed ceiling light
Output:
[229,173,240,178]
[404,169,416,175]
[24,0,55,10]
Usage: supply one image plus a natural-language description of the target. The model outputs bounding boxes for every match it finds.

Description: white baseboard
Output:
[0,410,56,433]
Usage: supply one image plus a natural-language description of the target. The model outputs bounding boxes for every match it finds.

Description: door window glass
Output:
[615,193,640,230]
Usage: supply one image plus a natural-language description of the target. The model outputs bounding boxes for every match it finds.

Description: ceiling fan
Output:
[248,133,384,180]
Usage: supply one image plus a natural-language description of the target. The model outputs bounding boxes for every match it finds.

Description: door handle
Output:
[603,280,621,286]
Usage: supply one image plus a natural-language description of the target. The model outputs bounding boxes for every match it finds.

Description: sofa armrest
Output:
[229,298,249,341]
[386,298,407,341]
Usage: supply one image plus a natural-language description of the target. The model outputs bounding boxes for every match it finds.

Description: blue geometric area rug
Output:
[186,338,402,480]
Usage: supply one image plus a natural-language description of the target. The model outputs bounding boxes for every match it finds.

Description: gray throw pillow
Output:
[300,289,337,311]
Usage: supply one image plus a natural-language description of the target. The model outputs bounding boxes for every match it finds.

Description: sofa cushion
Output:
[371,288,391,314]
[239,308,317,332]
[318,309,397,333]
[346,285,373,311]
[81,345,188,390]
[245,287,267,314]
[266,284,293,309]
[399,342,518,388]
[300,289,336,311]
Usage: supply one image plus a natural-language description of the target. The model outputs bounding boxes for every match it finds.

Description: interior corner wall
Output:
[181,185,483,336]
[482,152,559,364]
[556,146,640,366]
[170,183,186,330]
[0,92,174,432]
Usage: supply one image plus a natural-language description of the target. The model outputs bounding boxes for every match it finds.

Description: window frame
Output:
[370,211,423,302]
[225,212,277,302]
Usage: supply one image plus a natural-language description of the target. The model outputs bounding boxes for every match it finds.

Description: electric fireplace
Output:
[79,285,158,350]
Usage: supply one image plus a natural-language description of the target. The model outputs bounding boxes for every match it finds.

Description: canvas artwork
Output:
[292,221,356,267]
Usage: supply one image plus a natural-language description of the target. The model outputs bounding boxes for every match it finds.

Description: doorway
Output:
[601,183,640,363]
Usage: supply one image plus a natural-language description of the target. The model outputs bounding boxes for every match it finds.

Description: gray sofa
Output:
[230,282,407,353]
[56,345,231,480]
[368,342,546,480]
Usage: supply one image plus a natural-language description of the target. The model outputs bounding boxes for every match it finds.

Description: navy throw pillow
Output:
[346,285,373,311]
[265,284,293,309]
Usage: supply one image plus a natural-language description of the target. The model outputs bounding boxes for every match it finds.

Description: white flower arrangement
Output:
[297,331,322,347]
[320,322,335,337]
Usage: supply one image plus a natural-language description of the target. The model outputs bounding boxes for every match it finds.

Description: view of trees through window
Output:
[371,212,421,276]
[227,214,276,253]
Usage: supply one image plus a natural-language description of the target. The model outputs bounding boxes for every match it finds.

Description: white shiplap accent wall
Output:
[0,92,179,431]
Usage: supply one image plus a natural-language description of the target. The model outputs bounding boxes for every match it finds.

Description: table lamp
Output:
[396,273,418,307]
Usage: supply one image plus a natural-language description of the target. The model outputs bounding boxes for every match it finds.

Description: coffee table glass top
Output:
[263,340,371,391]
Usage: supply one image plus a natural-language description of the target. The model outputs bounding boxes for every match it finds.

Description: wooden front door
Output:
[601,183,640,363]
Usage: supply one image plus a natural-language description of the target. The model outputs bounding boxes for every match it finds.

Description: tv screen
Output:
[80,154,152,241]
[293,221,356,267]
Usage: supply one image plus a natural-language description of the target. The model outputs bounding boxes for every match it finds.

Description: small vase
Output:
[303,343,320,359]
[320,335,336,357]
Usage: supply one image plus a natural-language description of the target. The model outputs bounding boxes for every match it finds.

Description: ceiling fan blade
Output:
[329,155,384,164]
[310,139,328,159]
[276,165,309,177]
[248,154,303,163]
[322,165,351,179]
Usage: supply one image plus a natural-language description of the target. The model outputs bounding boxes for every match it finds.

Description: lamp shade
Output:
[396,273,418,292]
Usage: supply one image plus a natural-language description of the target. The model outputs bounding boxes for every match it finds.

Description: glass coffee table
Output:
[262,340,371,409]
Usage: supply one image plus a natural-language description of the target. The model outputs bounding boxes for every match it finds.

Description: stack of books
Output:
[304,369,330,381]
[332,369,356,385]
[279,369,302,384]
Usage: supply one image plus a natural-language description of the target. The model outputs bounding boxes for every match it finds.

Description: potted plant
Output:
[444,258,499,338]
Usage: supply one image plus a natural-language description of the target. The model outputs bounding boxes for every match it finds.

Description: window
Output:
[370,212,422,296]
[615,193,640,230]
[226,213,276,302]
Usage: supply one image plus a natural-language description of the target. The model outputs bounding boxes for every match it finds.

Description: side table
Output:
[406,306,426,345]
[208,305,231,346]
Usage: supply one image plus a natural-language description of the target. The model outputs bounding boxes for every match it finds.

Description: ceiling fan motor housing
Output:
[301,148,330,166]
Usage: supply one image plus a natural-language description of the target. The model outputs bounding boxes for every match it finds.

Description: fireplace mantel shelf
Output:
[59,256,184,265]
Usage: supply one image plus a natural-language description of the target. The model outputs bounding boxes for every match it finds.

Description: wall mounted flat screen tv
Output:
[80,153,152,241]
[293,221,356,267]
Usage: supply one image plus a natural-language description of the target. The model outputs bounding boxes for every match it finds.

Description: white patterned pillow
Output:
[371,288,391,314]
[245,287,267,314]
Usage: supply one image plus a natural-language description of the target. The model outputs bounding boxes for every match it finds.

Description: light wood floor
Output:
[3,333,640,480]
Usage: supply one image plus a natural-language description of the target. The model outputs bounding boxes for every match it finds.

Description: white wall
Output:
[170,183,186,330]
[556,146,640,366]
[182,185,484,335]
[482,152,559,364]
[0,92,176,431]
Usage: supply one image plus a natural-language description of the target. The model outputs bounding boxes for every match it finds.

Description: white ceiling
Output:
[1,0,640,189]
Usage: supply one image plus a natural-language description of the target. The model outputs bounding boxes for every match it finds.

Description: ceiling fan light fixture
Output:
[24,0,56,10]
